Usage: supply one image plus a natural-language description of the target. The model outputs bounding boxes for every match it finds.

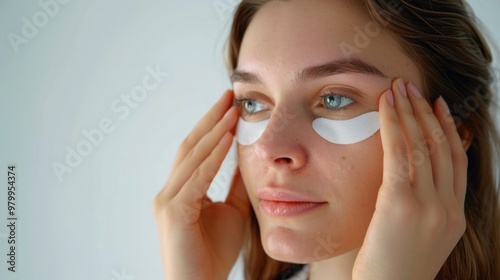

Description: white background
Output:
[0,1,499,279]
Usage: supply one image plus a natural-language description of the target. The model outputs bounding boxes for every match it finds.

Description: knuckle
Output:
[185,144,196,160]
[447,115,459,130]
[191,167,203,181]
[180,134,195,151]
[447,206,466,233]
[152,194,169,219]
[392,143,408,158]
[420,105,434,117]
[425,206,447,235]
[400,109,415,121]
[408,145,428,164]
[430,127,448,145]
[192,165,215,185]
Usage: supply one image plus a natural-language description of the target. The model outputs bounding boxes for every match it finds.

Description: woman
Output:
[153,0,500,279]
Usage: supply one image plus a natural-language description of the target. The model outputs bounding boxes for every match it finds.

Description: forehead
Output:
[237,0,420,87]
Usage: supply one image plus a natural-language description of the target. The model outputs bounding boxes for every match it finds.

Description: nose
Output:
[253,109,308,171]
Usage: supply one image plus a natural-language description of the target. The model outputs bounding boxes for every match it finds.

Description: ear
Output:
[456,123,474,152]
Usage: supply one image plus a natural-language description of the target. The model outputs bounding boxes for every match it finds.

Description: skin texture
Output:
[234,0,417,269]
[153,0,470,279]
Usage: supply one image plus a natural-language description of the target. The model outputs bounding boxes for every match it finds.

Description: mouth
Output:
[259,200,326,217]
[257,189,327,217]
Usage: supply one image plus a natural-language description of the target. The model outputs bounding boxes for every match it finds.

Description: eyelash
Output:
[235,91,356,116]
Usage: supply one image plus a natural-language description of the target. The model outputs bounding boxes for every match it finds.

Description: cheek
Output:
[237,144,258,194]
[315,135,383,238]
[316,133,384,200]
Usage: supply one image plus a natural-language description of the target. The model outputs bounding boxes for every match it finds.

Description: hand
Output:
[353,79,468,279]
[153,90,251,280]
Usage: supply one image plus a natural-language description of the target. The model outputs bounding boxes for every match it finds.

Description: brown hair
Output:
[226,0,500,279]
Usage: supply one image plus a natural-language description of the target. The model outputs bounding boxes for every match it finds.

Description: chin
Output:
[260,225,351,264]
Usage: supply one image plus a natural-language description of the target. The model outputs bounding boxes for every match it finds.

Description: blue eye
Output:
[240,99,268,115]
[323,94,354,110]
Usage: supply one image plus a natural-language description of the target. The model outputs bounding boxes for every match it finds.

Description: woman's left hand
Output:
[352,79,468,280]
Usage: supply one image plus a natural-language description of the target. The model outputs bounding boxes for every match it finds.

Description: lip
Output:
[257,189,326,217]
[257,189,324,202]
[260,200,325,217]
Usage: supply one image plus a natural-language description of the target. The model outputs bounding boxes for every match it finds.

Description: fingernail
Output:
[439,96,450,114]
[408,83,423,98]
[386,90,394,107]
[397,79,407,98]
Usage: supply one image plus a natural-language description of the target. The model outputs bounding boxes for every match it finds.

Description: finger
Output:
[434,96,469,209]
[379,89,411,193]
[170,89,233,173]
[165,107,239,199]
[201,195,214,209]
[176,132,234,210]
[225,168,250,219]
[392,79,433,193]
[406,83,454,202]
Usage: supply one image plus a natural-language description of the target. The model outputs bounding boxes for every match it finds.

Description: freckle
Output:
[342,156,346,160]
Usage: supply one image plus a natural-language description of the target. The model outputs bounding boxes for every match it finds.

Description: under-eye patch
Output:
[236,111,379,146]
[312,111,380,144]
[236,118,268,145]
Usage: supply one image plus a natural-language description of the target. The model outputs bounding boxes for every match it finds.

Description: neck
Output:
[309,248,359,280]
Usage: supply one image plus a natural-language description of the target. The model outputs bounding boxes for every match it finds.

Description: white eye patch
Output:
[236,118,269,145]
[236,111,379,146]
[312,111,380,144]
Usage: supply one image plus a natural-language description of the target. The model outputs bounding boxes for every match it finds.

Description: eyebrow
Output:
[230,58,387,85]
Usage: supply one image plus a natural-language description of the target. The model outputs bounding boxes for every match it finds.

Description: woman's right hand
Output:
[353,80,467,280]
[153,90,251,280]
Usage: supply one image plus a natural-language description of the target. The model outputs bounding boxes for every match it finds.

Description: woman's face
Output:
[234,0,422,263]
